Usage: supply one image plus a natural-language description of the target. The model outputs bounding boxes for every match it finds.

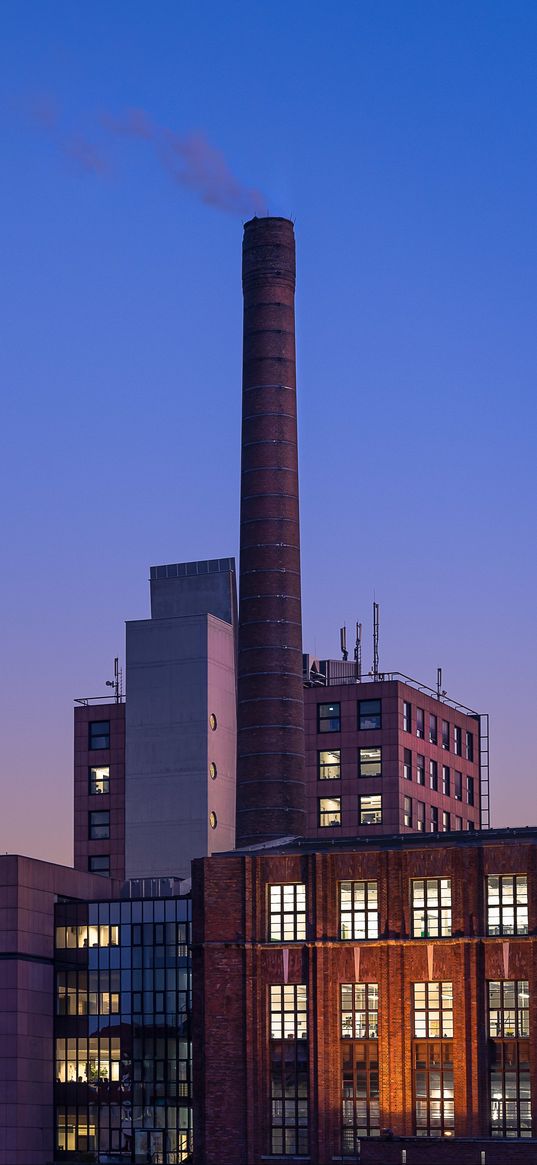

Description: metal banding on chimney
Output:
[236,217,305,847]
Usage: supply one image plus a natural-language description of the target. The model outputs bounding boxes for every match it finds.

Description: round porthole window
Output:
[209,811,218,830]
[209,762,217,780]
[209,713,217,731]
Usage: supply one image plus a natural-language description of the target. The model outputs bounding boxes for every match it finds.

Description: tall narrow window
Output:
[403,701,412,732]
[429,714,437,744]
[430,806,439,832]
[454,771,462,801]
[442,766,450,796]
[416,708,424,739]
[318,703,340,733]
[270,985,308,1155]
[416,755,425,786]
[487,876,528,936]
[442,719,450,749]
[404,749,412,781]
[489,981,531,1136]
[453,726,462,756]
[269,884,306,942]
[417,802,425,832]
[466,731,474,762]
[341,984,380,1148]
[442,811,451,832]
[412,879,452,938]
[429,759,438,791]
[404,797,413,828]
[340,881,379,940]
[413,982,454,1137]
[318,749,341,780]
[466,776,474,806]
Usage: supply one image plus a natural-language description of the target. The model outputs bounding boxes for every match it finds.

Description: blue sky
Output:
[1,1,536,861]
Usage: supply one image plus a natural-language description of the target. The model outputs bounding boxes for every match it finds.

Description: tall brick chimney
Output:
[236,216,305,847]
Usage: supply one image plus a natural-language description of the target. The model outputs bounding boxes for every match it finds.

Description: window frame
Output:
[411,879,452,939]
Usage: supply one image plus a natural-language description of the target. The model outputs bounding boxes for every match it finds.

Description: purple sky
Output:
[1,1,536,864]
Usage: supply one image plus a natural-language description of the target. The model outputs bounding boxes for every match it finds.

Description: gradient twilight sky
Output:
[1,1,536,864]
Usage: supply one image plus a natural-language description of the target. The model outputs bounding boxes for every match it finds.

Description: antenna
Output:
[340,625,348,661]
[437,667,442,699]
[373,602,380,680]
[106,657,123,703]
[354,622,362,681]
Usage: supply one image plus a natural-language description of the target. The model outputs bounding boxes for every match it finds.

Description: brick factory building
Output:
[193,828,537,1164]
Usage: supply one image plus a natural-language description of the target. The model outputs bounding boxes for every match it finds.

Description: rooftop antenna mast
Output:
[340,625,348,662]
[106,657,122,703]
[437,667,447,700]
[354,622,362,681]
[373,602,380,680]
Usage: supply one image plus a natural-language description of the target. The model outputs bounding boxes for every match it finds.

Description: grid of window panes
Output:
[489,1040,532,1137]
[54,895,192,1163]
[340,881,379,940]
[341,984,380,1146]
[488,981,529,1039]
[269,884,306,942]
[359,747,381,777]
[318,797,341,827]
[486,875,528,936]
[318,702,341,732]
[412,879,452,938]
[318,749,341,779]
[413,982,454,1137]
[414,1041,454,1137]
[413,982,453,1038]
[270,985,308,1155]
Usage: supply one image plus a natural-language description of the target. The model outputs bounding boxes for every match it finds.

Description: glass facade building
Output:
[54,894,192,1164]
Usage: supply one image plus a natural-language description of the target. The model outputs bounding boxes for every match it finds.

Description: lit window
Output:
[341,982,378,1039]
[359,794,382,825]
[442,766,450,796]
[412,879,452,938]
[429,759,438,791]
[404,796,413,828]
[341,994,380,1147]
[488,981,529,1038]
[416,755,425,786]
[490,1040,531,1137]
[417,802,425,832]
[209,811,217,829]
[88,810,110,840]
[319,797,341,827]
[413,981,453,1038]
[89,766,109,795]
[416,708,425,739]
[441,719,450,749]
[359,747,381,777]
[404,748,412,781]
[209,713,217,730]
[270,985,308,1156]
[269,884,306,942]
[209,762,217,779]
[358,699,381,730]
[453,726,462,756]
[429,714,437,744]
[340,881,379,940]
[466,731,474,762]
[88,720,110,750]
[403,701,412,732]
[88,855,110,876]
[487,875,528,936]
[318,749,341,779]
[318,702,341,733]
